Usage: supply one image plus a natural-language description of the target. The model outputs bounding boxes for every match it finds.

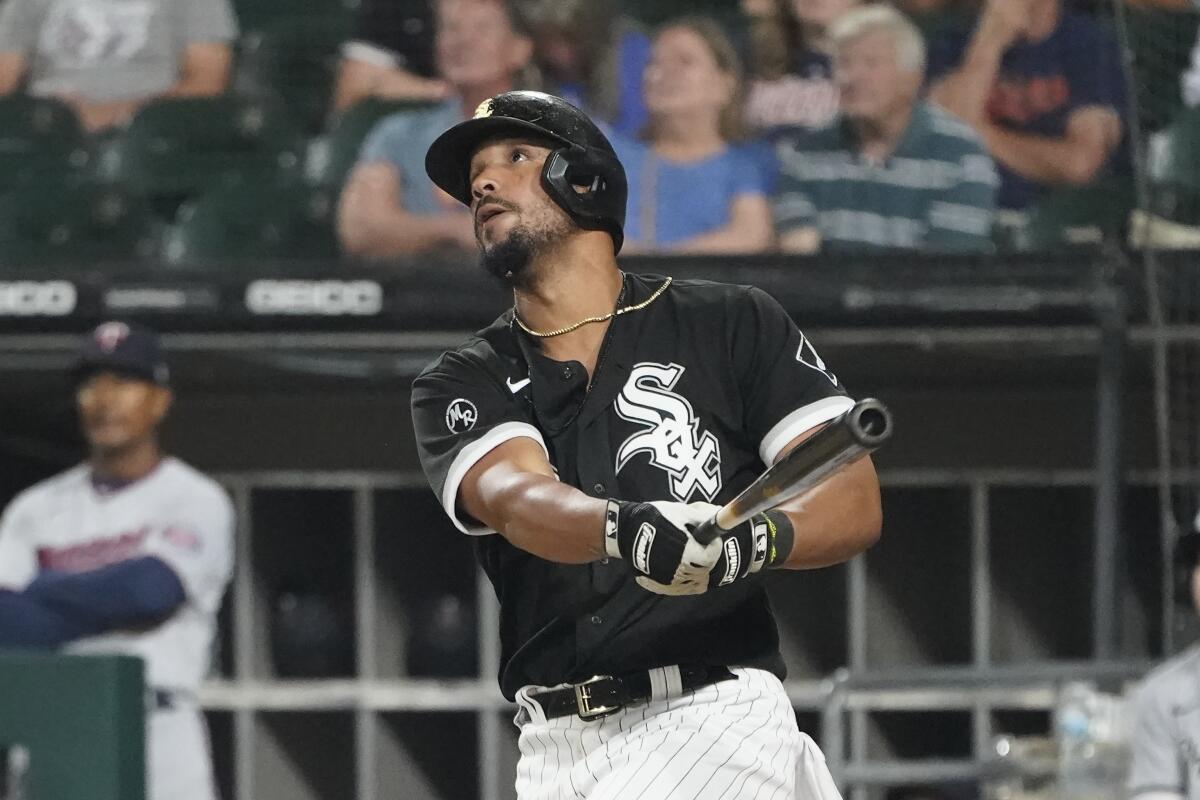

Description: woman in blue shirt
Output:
[615,16,777,254]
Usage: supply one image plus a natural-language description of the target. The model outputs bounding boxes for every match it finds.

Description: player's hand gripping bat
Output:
[693,398,893,545]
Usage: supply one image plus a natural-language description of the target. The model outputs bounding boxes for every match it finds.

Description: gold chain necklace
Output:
[513,276,673,338]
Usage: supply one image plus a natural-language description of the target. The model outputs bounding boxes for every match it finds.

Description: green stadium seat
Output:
[0,179,158,268]
[0,95,91,192]
[1020,176,1135,251]
[161,180,339,267]
[95,96,305,214]
[1147,106,1200,225]
[233,0,355,34]
[617,0,738,27]
[306,98,437,189]
[235,18,352,134]
[1124,8,1200,133]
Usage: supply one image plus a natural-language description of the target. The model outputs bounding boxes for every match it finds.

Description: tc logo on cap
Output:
[94,321,131,353]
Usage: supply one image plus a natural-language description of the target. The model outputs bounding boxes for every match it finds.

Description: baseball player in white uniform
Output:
[1128,525,1200,800]
[0,321,233,800]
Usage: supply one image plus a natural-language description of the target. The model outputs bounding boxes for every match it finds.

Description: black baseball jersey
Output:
[411,273,852,700]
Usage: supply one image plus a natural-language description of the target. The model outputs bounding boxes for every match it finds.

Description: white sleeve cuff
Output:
[440,422,549,535]
[341,41,402,69]
[759,396,855,466]
[1129,791,1185,800]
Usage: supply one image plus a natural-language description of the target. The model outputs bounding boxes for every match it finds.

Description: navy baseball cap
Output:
[74,321,170,386]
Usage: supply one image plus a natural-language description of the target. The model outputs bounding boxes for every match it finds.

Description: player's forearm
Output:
[0,589,96,648]
[24,557,187,631]
[477,472,608,564]
[776,457,881,569]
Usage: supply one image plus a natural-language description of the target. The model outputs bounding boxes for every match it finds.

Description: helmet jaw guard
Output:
[425,91,626,254]
[541,147,626,254]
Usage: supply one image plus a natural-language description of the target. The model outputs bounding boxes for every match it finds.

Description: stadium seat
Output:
[161,180,339,267]
[1147,106,1200,225]
[235,18,352,134]
[617,0,735,26]
[1020,176,1135,251]
[306,99,437,189]
[1123,8,1200,133]
[0,95,90,193]
[233,0,354,34]
[94,97,305,215]
[0,179,157,268]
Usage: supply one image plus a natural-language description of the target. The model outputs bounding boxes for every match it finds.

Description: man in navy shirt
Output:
[927,0,1126,211]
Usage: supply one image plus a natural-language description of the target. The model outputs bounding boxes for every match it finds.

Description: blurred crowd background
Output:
[0,0,1197,268]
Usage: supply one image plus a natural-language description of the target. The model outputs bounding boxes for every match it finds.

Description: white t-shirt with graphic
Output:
[0,457,234,692]
[0,0,237,102]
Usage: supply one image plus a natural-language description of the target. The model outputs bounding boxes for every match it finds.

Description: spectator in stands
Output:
[774,4,998,253]
[337,0,533,259]
[927,0,1126,212]
[332,0,449,113]
[0,0,237,133]
[519,0,652,138]
[614,17,775,254]
[742,0,864,138]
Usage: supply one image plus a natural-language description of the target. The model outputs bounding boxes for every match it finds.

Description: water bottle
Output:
[1056,682,1128,800]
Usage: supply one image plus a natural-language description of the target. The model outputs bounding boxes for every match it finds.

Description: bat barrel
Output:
[848,398,892,448]
[706,397,893,536]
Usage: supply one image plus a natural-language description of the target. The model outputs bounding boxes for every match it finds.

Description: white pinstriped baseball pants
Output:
[512,667,843,800]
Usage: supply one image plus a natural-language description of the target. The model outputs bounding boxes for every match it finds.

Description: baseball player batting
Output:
[0,322,233,800]
[412,90,882,799]
[1127,523,1200,800]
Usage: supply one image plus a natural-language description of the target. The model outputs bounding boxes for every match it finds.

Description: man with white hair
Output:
[774,4,997,253]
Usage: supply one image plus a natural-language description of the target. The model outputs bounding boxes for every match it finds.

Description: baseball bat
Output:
[695,398,893,544]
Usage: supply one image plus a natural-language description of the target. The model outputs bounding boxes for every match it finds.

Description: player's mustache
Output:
[474,195,518,222]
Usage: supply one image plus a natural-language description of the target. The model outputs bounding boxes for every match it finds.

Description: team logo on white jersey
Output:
[445,398,478,433]
[796,332,837,386]
[615,362,722,502]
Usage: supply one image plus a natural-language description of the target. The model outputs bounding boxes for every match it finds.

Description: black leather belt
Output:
[528,665,737,721]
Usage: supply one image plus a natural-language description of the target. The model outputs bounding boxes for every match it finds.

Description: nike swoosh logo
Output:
[506,376,531,393]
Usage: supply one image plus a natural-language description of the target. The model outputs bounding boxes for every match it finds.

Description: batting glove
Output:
[604,500,723,596]
[696,510,795,589]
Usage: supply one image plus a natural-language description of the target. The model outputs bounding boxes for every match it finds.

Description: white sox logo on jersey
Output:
[615,362,722,502]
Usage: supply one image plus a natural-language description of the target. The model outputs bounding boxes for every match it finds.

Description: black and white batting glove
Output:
[604,500,723,596]
[697,510,795,589]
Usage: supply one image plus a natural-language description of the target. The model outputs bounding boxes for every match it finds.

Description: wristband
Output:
[603,499,621,559]
[748,510,794,574]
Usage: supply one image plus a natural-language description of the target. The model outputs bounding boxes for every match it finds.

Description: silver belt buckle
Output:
[574,675,621,720]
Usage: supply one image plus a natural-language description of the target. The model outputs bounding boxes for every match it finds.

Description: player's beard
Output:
[479,207,574,291]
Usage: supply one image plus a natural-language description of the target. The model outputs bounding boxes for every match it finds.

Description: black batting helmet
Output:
[1176,528,1200,606]
[424,90,627,253]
